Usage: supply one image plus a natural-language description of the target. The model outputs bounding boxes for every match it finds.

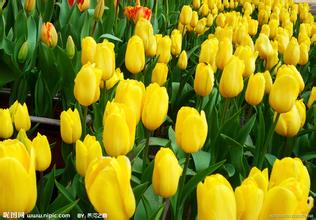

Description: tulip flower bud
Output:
[76,135,102,176]
[81,36,96,65]
[78,0,90,12]
[219,56,245,98]
[193,0,201,9]
[18,41,29,63]
[295,99,306,128]
[284,37,300,65]
[95,40,115,80]
[32,133,51,171]
[216,38,233,70]
[0,108,13,139]
[248,167,269,193]
[266,49,279,70]
[248,19,258,36]
[275,103,301,137]
[85,156,135,219]
[197,174,236,220]
[195,18,207,35]
[216,13,226,27]
[151,63,168,86]
[103,102,136,156]
[276,29,290,53]
[263,71,272,94]
[298,43,309,65]
[199,38,218,70]
[114,79,145,124]
[177,50,188,70]
[175,107,207,153]
[25,0,36,13]
[106,68,124,90]
[194,63,214,97]
[245,73,265,106]
[199,3,209,17]
[190,11,199,28]
[269,74,299,113]
[74,63,102,106]
[40,22,58,48]
[146,34,157,57]
[180,5,192,25]
[125,35,145,74]
[255,34,273,59]
[142,83,169,131]
[60,108,82,144]
[206,13,214,26]
[171,29,182,56]
[157,36,171,64]
[66,36,75,59]
[0,139,37,214]
[94,0,104,20]
[215,26,233,42]
[234,46,258,77]
[135,18,154,54]
[276,65,304,93]
[9,101,31,131]
[152,148,182,198]
[307,87,316,108]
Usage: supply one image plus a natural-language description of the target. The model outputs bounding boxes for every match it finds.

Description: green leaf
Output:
[14,11,27,40]
[223,163,236,177]
[34,73,53,116]
[55,180,76,202]
[151,204,165,220]
[99,33,122,42]
[301,152,316,161]
[39,167,56,212]
[52,199,79,215]
[133,182,150,204]
[265,153,277,166]
[192,150,211,172]
[237,113,257,145]
[149,137,169,147]
[179,160,225,210]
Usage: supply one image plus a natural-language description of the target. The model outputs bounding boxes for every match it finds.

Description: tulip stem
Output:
[220,98,230,125]
[142,130,151,169]
[257,112,280,168]
[162,198,170,220]
[177,153,190,208]
[82,106,88,138]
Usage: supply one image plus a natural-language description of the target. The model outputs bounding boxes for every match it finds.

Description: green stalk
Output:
[82,106,88,139]
[142,130,151,170]
[162,198,170,220]
[257,112,280,168]
[177,153,190,208]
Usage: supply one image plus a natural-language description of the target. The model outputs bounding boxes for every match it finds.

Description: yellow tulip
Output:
[215,26,233,42]
[74,63,102,106]
[152,148,182,198]
[263,71,273,94]
[195,18,207,35]
[157,36,171,63]
[194,63,214,97]
[245,73,266,106]
[125,35,145,74]
[135,18,154,56]
[32,133,51,171]
[142,83,169,131]
[103,102,136,156]
[295,99,306,128]
[199,38,218,70]
[190,11,199,28]
[275,104,301,137]
[40,22,58,48]
[25,0,36,13]
[66,36,75,59]
[269,19,279,39]
[171,29,182,56]
[85,156,135,220]
[247,167,269,193]
[114,79,145,124]
[284,37,300,65]
[259,178,314,220]
[276,28,290,54]
[197,174,236,220]
[266,49,279,70]
[216,13,226,27]
[216,38,233,70]
[240,34,255,51]
[0,140,37,214]
[10,101,31,132]
[151,63,169,86]
[146,34,157,57]
[76,135,102,177]
[106,68,124,90]
[276,65,304,93]
[175,107,208,153]
[0,108,13,139]
[16,129,33,152]
[219,56,245,98]
[180,5,192,25]
[248,19,258,36]
[193,0,201,9]
[199,3,209,17]
[298,43,309,65]
[177,50,188,70]
[60,108,82,144]
[235,179,264,220]
[78,0,90,12]
[260,24,270,37]
[81,36,96,65]
[269,74,299,113]
[95,40,115,80]
[94,0,104,20]
[307,87,316,108]
[234,46,258,77]
[255,33,274,59]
